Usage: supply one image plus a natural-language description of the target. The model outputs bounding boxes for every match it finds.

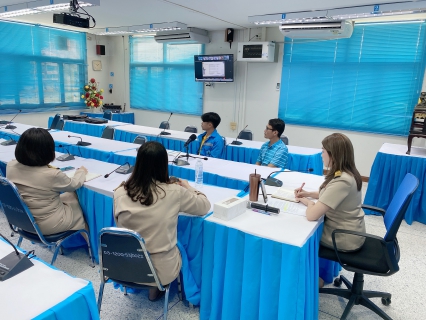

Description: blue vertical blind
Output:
[279,21,426,136]
[0,21,87,112]
[129,36,204,115]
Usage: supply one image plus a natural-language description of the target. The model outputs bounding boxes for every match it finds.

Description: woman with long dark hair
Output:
[7,128,88,234]
[295,133,366,286]
[114,141,210,301]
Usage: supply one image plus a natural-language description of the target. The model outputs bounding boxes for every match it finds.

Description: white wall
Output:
[12,27,426,177]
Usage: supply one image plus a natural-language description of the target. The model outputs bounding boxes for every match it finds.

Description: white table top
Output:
[114,124,322,156]
[0,123,41,136]
[206,171,325,247]
[380,142,426,158]
[0,240,89,319]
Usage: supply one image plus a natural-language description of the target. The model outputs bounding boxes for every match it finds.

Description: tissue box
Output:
[213,197,247,221]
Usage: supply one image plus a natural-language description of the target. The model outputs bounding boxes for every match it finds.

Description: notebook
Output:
[271,187,298,202]
[65,170,101,182]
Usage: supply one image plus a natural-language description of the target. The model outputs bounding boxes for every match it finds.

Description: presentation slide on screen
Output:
[202,61,225,77]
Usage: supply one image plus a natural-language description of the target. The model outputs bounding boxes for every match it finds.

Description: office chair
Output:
[280,134,289,145]
[49,114,61,129]
[97,227,180,319]
[184,125,197,133]
[56,119,65,130]
[101,126,115,139]
[238,129,253,141]
[133,135,147,145]
[103,111,113,120]
[159,121,170,130]
[0,177,94,266]
[319,173,419,320]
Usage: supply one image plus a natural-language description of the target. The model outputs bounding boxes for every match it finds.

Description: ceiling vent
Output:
[154,27,210,44]
[279,20,353,39]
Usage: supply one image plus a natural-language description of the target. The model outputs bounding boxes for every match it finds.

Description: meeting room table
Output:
[364,143,426,224]
[200,171,340,320]
[0,240,99,320]
[80,111,135,124]
[48,116,129,137]
[112,124,324,174]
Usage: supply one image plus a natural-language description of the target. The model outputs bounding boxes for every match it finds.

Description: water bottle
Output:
[195,159,203,187]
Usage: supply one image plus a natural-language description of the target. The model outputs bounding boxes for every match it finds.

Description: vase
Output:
[90,107,101,113]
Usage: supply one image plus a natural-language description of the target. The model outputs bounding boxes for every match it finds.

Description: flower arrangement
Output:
[81,78,104,108]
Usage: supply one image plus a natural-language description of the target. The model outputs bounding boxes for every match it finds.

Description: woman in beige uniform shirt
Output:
[295,133,366,287]
[6,128,88,235]
[114,141,210,301]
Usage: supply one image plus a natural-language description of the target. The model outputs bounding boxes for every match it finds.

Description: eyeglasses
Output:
[265,126,274,131]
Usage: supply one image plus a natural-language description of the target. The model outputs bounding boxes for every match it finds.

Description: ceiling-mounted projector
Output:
[53,13,90,28]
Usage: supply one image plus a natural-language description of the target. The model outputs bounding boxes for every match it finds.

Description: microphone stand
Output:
[174,146,190,166]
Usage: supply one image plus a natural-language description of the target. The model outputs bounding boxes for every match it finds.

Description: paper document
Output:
[65,170,101,182]
[271,187,297,202]
[267,198,306,217]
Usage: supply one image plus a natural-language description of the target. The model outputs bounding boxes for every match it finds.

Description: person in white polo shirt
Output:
[255,118,288,168]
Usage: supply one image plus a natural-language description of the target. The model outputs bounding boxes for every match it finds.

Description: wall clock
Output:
[92,60,102,71]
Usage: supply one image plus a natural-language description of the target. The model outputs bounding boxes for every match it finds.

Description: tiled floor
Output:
[1,182,425,319]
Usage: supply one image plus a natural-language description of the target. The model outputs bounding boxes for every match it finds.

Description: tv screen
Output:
[194,54,234,82]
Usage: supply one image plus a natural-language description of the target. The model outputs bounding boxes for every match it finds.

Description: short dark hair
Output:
[268,118,285,137]
[201,112,221,128]
[15,128,56,166]
[124,141,170,206]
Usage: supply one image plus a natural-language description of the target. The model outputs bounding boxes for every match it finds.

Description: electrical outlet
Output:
[230,122,237,130]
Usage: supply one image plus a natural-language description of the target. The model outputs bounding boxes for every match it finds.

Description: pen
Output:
[297,182,305,196]
[252,208,270,215]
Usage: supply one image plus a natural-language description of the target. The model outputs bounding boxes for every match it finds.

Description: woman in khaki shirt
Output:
[114,141,210,301]
[7,128,88,235]
[295,133,366,287]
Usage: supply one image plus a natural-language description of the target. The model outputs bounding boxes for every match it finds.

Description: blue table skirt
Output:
[48,117,106,137]
[113,129,323,175]
[80,112,135,124]
[34,283,99,320]
[200,220,340,320]
[108,152,246,190]
[364,152,426,225]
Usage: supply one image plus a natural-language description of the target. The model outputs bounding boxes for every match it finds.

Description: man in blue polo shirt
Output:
[256,118,288,168]
[197,112,224,158]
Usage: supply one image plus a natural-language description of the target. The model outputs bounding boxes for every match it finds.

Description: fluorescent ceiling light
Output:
[93,21,187,35]
[0,0,100,18]
[248,1,426,25]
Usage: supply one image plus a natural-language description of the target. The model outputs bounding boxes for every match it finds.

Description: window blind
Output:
[129,36,204,115]
[278,21,426,136]
[0,21,87,112]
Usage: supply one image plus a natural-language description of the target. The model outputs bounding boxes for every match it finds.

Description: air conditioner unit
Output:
[279,20,353,39]
[154,27,209,44]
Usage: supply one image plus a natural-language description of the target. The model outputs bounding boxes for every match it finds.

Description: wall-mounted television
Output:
[194,54,234,82]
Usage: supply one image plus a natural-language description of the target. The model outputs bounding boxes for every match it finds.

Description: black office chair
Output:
[101,126,115,139]
[49,114,61,129]
[280,134,289,145]
[56,119,65,130]
[238,129,253,141]
[159,121,170,130]
[103,111,113,120]
[0,177,94,266]
[97,227,179,319]
[133,135,147,145]
[319,173,419,320]
[184,125,197,133]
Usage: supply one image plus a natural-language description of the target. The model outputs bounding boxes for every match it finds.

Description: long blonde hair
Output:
[320,133,362,191]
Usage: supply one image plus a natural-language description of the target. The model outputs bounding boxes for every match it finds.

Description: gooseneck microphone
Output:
[104,162,134,178]
[159,112,173,136]
[68,135,91,146]
[3,109,22,130]
[264,168,314,187]
[56,144,75,161]
[0,232,34,281]
[0,134,17,146]
[183,134,197,148]
[230,125,248,146]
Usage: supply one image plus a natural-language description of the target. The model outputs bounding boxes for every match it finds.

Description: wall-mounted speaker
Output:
[96,45,105,55]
